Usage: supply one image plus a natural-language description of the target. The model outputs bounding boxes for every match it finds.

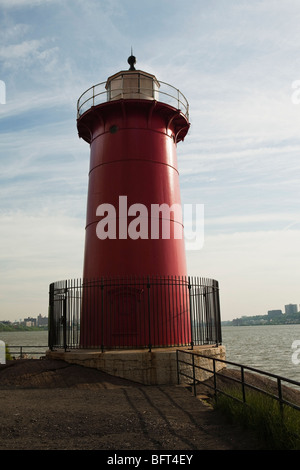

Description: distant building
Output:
[267,309,283,318]
[24,317,36,327]
[285,304,298,315]
[37,314,48,327]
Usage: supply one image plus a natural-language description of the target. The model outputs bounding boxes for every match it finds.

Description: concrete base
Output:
[46,345,226,386]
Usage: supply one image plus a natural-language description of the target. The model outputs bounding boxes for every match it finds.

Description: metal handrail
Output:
[176,350,300,413]
[77,75,189,120]
[5,345,48,359]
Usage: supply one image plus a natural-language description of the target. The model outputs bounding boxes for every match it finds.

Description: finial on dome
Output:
[127,48,136,71]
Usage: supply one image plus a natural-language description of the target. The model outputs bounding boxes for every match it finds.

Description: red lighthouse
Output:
[77,55,191,348]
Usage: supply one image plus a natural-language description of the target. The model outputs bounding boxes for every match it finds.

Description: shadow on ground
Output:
[0,358,264,451]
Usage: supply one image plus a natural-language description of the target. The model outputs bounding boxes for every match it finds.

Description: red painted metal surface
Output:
[77,91,190,347]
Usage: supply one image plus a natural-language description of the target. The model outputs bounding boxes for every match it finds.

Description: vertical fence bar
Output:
[213,280,221,344]
[241,366,246,403]
[63,280,67,351]
[213,358,217,401]
[192,353,196,396]
[188,276,194,349]
[147,276,152,352]
[277,377,284,416]
[101,278,104,352]
[48,283,54,350]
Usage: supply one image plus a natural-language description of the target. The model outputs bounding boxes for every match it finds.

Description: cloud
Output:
[0,209,85,318]
[186,228,300,318]
[0,39,43,60]
[0,0,57,7]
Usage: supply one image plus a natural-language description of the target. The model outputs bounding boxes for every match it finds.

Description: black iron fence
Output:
[48,276,222,351]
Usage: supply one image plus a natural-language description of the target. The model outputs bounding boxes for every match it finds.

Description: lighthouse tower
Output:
[77,55,190,348]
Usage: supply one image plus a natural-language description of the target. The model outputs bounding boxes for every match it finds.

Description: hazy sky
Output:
[0,0,300,322]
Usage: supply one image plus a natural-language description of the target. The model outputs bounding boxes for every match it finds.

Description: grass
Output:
[213,387,300,450]
[5,344,12,361]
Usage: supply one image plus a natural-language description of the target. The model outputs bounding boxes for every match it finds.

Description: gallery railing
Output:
[77,75,189,120]
[48,276,222,351]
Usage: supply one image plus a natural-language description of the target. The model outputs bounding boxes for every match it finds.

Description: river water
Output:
[222,324,300,383]
[1,325,300,383]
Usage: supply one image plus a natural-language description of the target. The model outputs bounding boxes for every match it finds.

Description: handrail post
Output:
[192,353,196,396]
[277,377,284,417]
[213,358,217,400]
[176,350,180,385]
[241,366,246,403]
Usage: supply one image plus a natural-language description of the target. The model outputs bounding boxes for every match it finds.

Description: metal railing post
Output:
[192,353,196,396]
[241,366,246,403]
[277,377,284,416]
[176,350,180,385]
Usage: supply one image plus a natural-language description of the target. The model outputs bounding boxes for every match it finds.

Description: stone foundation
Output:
[46,345,226,385]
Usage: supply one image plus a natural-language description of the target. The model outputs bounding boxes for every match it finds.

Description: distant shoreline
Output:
[222,315,300,327]
[0,326,48,332]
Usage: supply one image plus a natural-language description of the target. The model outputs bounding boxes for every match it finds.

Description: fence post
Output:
[213,358,217,401]
[213,280,222,345]
[241,366,246,403]
[147,277,152,352]
[63,281,67,352]
[101,278,104,352]
[188,277,194,349]
[192,353,196,396]
[48,283,54,350]
[277,377,284,417]
[176,350,180,385]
